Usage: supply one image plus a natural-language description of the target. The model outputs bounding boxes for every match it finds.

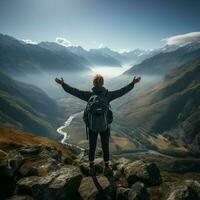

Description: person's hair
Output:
[93,74,104,87]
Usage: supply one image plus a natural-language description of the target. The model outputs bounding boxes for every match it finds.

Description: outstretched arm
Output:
[108,76,141,102]
[55,78,91,102]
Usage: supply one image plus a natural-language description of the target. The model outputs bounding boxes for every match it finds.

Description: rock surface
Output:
[123,160,162,187]
[7,150,25,176]
[128,182,150,200]
[0,150,24,199]
[16,165,82,200]
[1,127,200,200]
[78,176,116,200]
[116,187,130,200]
[164,180,200,200]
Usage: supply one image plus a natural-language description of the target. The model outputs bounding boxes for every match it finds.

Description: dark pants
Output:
[88,128,110,162]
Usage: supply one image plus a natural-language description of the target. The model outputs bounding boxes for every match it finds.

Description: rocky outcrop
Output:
[128,182,150,200]
[18,145,43,155]
[116,187,130,200]
[116,182,150,200]
[18,145,62,177]
[16,166,82,200]
[0,146,165,200]
[164,180,200,200]
[79,158,106,176]
[7,150,25,176]
[78,176,116,200]
[123,160,162,187]
[114,157,131,173]
[1,126,199,200]
[0,150,24,199]
[0,144,77,199]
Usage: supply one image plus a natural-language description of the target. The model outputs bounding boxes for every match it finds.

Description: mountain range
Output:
[0,33,190,77]
[124,42,200,76]
[0,71,64,139]
[0,34,90,76]
[119,57,200,152]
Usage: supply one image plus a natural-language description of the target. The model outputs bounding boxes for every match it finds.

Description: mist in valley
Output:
[11,62,164,108]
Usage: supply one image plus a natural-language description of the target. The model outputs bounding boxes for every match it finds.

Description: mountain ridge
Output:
[124,42,200,76]
[119,57,200,152]
[0,33,91,76]
[0,71,64,138]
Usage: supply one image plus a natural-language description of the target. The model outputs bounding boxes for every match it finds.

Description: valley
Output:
[0,33,200,159]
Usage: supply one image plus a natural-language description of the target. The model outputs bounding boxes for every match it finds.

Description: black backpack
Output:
[83,91,113,139]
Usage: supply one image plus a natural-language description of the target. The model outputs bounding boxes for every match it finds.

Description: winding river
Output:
[57,112,174,158]
[56,112,85,151]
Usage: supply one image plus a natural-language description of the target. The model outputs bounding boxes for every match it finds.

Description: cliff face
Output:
[1,124,200,200]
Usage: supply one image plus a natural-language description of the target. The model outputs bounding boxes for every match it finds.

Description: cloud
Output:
[56,37,72,47]
[162,32,200,45]
[22,39,37,45]
[98,43,106,48]
[118,48,131,53]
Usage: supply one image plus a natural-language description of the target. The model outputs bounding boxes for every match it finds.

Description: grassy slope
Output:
[119,57,200,151]
[0,124,75,160]
[0,72,64,139]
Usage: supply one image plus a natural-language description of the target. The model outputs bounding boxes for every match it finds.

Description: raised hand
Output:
[133,76,141,84]
[55,78,64,85]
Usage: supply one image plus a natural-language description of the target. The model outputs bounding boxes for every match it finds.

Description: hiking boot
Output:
[103,166,113,176]
[89,166,96,176]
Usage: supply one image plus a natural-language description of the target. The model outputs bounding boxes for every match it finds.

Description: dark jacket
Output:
[62,82,134,102]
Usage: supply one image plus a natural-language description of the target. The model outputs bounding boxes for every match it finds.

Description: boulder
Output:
[124,160,162,187]
[7,150,24,176]
[19,158,61,177]
[0,149,16,199]
[78,176,116,200]
[114,157,131,172]
[19,145,42,155]
[165,180,200,200]
[49,166,82,199]
[39,147,61,162]
[64,156,73,164]
[16,176,50,197]
[16,165,82,200]
[18,145,62,177]
[0,150,24,199]
[75,149,88,161]
[116,187,130,200]
[80,162,90,176]
[128,182,150,200]
[113,169,123,180]
[185,180,200,198]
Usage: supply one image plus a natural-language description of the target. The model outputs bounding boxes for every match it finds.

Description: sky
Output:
[0,0,200,51]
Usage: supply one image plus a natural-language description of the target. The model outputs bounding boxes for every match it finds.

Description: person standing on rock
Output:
[55,74,141,175]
